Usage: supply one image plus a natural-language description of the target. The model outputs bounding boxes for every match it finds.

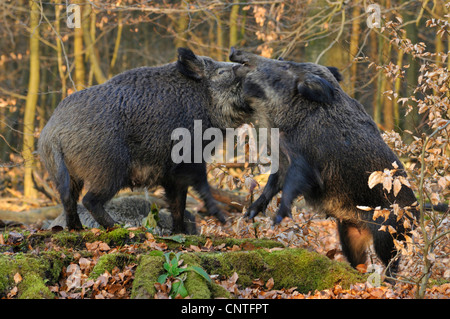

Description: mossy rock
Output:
[131,248,366,299]
[0,251,66,298]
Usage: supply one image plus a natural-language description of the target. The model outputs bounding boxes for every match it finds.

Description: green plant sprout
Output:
[157,251,211,298]
[142,203,160,232]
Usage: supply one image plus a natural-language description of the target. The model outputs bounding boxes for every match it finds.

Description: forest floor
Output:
[1,203,449,299]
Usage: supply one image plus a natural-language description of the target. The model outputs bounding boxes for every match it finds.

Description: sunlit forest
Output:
[0,0,449,300]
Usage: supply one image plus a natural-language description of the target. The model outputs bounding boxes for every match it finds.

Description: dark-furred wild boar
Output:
[38,48,252,233]
[230,48,418,276]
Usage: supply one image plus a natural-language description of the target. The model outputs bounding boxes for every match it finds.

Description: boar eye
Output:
[279,64,290,70]
[217,69,227,75]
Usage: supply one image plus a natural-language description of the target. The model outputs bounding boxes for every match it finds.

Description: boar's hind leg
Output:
[163,180,188,234]
[61,178,84,230]
[82,190,118,229]
[191,172,226,224]
[337,220,372,268]
[52,151,84,230]
[173,163,226,224]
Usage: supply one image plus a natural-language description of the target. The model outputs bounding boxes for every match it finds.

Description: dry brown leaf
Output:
[13,272,22,284]
[79,257,91,271]
[356,264,367,273]
[8,286,18,298]
[230,272,239,284]
[90,228,102,236]
[98,242,111,251]
[393,178,402,197]
[368,171,383,189]
[266,278,274,290]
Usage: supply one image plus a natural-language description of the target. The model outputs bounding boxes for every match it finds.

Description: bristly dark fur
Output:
[230,49,419,277]
[38,48,254,233]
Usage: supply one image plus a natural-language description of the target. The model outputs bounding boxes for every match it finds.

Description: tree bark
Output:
[82,4,106,84]
[349,2,361,98]
[229,0,240,50]
[54,2,66,99]
[23,0,40,199]
[73,0,85,90]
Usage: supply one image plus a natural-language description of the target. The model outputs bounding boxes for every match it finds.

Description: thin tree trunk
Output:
[174,1,189,52]
[23,0,40,198]
[54,2,66,99]
[82,4,106,84]
[229,0,240,49]
[392,37,404,129]
[349,1,361,98]
[73,0,85,90]
[215,11,224,60]
[109,11,123,77]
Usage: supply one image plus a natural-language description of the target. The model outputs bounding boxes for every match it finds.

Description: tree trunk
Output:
[229,0,240,50]
[82,4,106,84]
[23,0,40,199]
[54,2,67,99]
[109,11,123,77]
[73,0,85,91]
[215,11,224,60]
[174,1,189,54]
[349,2,361,98]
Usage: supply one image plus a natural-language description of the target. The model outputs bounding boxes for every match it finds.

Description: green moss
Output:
[131,252,230,299]
[90,253,136,279]
[51,231,95,249]
[158,235,284,250]
[18,273,54,299]
[199,250,268,287]
[131,248,364,299]
[181,254,230,299]
[0,252,65,298]
[98,228,131,246]
[259,249,365,292]
[198,248,366,293]
[131,254,165,299]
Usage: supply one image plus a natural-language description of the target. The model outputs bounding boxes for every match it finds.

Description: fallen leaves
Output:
[85,241,111,252]
[1,205,449,299]
[54,259,136,299]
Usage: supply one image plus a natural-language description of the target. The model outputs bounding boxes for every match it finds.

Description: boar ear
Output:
[177,47,205,81]
[297,74,335,104]
[326,66,343,82]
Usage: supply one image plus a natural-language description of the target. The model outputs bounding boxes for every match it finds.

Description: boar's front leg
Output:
[273,156,322,225]
[245,153,290,219]
[246,172,283,219]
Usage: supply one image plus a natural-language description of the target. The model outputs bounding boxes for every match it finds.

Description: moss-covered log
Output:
[0,227,366,299]
[131,248,366,299]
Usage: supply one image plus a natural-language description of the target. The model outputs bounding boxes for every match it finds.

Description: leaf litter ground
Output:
[1,206,449,299]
